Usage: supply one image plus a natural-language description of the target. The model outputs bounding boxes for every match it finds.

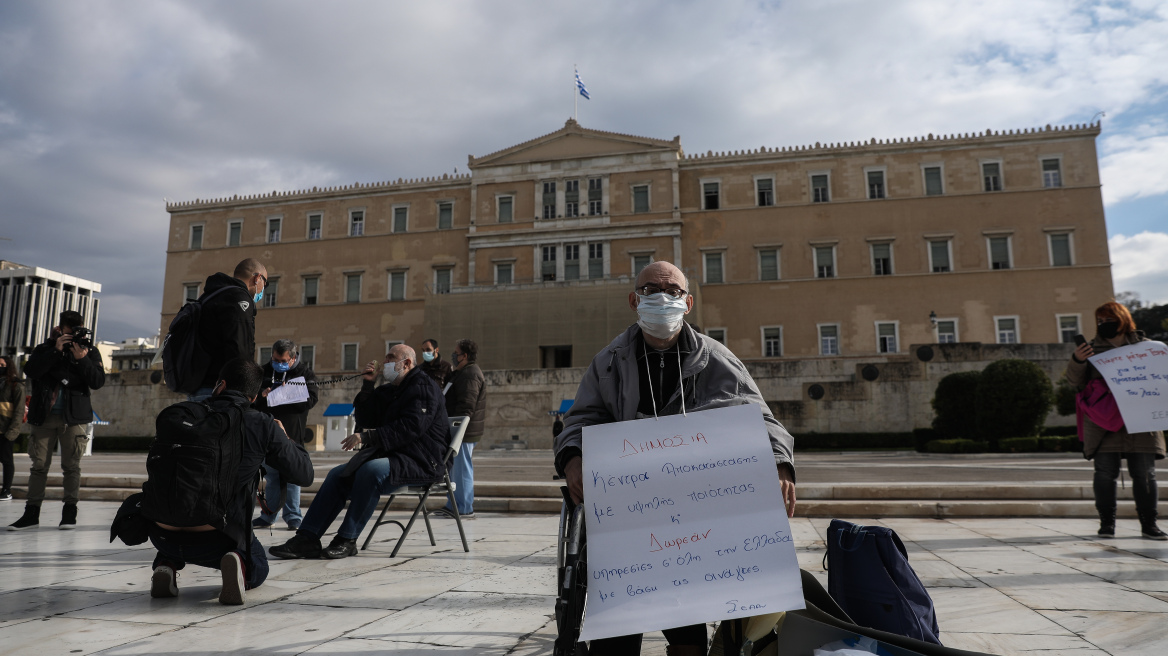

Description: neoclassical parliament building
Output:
[162,119,1112,373]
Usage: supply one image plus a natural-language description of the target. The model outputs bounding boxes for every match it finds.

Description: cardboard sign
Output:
[266,377,309,408]
[579,403,804,641]
[1089,341,1168,433]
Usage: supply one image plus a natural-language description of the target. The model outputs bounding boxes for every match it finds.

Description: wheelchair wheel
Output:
[554,501,588,656]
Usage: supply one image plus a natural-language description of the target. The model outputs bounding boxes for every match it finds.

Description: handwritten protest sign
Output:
[1089,341,1168,434]
[579,403,804,641]
[266,377,309,408]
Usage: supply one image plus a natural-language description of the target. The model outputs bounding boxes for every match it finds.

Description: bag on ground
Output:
[161,286,231,393]
[825,519,941,645]
[140,401,243,529]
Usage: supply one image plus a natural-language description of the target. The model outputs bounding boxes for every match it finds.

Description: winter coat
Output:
[0,377,25,441]
[554,322,796,477]
[445,363,486,443]
[345,367,449,486]
[24,337,105,426]
[1066,331,1166,459]
[253,359,319,444]
[196,273,257,389]
[421,357,453,387]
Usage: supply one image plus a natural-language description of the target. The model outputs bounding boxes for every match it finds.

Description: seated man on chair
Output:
[270,344,449,560]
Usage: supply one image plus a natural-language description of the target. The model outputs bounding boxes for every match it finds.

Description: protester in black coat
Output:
[252,339,318,529]
[193,259,268,396]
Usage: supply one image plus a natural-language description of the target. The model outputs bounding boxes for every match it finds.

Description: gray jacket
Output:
[554,323,795,477]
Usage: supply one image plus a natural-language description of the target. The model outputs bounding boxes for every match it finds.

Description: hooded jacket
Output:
[253,358,319,444]
[196,273,257,389]
[24,336,105,426]
[445,362,486,443]
[554,323,795,477]
[344,367,449,485]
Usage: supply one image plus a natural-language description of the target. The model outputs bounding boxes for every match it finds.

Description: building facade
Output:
[0,260,101,361]
[162,120,1111,373]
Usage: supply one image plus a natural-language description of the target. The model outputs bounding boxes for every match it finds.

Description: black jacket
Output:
[345,367,449,485]
[24,337,105,426]
[197,273,257,388]
[253,359,319,444]
[208,390,315,551]
[445,363,486,443]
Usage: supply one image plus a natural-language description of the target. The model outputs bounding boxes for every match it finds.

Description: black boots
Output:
[322,536,358,560]
[1140,516,1168,541]
[269,531,322,559]
[7,505,39,531]
[59,503,77,530]
[1097,516,1116,538]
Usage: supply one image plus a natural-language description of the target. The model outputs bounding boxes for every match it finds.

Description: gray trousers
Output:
[26,415,88,507]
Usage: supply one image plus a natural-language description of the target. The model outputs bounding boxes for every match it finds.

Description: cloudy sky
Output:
[2,0,1166,342]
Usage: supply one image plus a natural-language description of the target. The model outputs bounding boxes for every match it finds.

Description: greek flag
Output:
[576,68,590,100]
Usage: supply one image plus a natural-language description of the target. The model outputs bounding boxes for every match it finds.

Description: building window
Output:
[259,346,273,364]
[438,202,453,229]
[564,244,580,280]
[303,276,319,306]
[815,246,835,278]
[565,179,579,217]
[495,262,513,285]
[497,196,513,223]
[1058,315,1081,344]
[393,207,408,233]
[811,174,830,203]
[542,181,556,219]
[389,271,407,301]
[434,268,452,294]
[1042,158,1062,188]
[707,328,726,345]
[704,251,724,284]
[876,322,898,353]
[588,243,604,279]
[819,324,840,356]
[349,210,364,236]
[588,177,603,215]
[345,273,361,303]
[189,224,204,250]
[384,340,404,355]
[923,166,944,196]
[762,327,782,358]
[633,185,650,213]
[542,246,557,281]
[982,162,1002,191]
[988,236,1012,270]
[929,240,952,273]
[184,284,200,306]
[703,182,720,210]
[759,249,779,281]
[341,343,359,371]
[867,170,886,199]
[936,320,958,344]
[996,316,1019,344]
[263,278,278,308]
[1049,233,1073,267]
[228,221,242,247]
[307,214,322,240]
[541,345,572,368]
[756,178,774,206]
[871,243,893,276]
[300,345,315,371]
[632,254,652,277]
[267,217,282,243]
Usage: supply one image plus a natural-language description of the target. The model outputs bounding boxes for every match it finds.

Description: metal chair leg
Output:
[421,502,436,546]
[447,475,470,552]
[362,495,394,551]
[390,488,432,558]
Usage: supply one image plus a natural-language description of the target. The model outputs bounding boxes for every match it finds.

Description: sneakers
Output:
[1098,519,1116,539]
[322,536,358,560]
[59,503,77,530]
[252,517,274,529]
[7,505,39,531]
[218,552,246,605]
[269,532,322,559]
[150,565,178,598]
[433,507,475,520]
[1141,524,1168,541]
[0,489,12,501]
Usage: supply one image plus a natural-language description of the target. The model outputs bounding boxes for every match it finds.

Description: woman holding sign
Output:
[1067,301,1166,541]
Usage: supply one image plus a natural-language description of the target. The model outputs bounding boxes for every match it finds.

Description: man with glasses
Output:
[188,258,268,402]
[553,260,796,656]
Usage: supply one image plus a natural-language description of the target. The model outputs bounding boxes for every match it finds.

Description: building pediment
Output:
[469,119,681,168]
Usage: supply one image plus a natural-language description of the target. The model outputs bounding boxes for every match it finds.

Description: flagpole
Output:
[574,65,578,121]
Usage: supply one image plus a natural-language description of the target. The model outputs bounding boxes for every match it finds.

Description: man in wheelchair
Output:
[553,261,797,655]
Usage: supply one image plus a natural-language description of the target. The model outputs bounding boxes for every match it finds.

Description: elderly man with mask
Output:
[553,261,796,656]
[269,344,449,560]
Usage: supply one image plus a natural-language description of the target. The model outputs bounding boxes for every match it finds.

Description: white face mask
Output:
[383,361,401,383]
[636,292,688,340]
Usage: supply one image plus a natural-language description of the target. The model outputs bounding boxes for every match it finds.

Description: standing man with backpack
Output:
[164,258,267,401]
[140,358,314,605]
[253,339,318,530]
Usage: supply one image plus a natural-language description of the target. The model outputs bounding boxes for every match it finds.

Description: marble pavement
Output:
[3,501,1168,655]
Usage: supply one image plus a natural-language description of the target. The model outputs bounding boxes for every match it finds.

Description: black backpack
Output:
[140,401,244,529]
[162,286,232,394]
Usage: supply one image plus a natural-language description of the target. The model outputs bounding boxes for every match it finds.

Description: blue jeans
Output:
[301,458,393,540]
[187,387,215,403]
[259,468,302,527]
[443,442,475,514]
[150,528,269,590]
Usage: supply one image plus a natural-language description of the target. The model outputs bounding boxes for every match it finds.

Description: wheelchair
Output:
[554,486,589,656]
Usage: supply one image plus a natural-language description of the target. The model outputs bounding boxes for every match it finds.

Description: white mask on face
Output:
[636,292,688,340]
[383,361,400,383]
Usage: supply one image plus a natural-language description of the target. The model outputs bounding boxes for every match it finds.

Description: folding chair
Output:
[361,415,471,557]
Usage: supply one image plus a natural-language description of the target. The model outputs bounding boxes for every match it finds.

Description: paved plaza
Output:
[4,499,1168,655]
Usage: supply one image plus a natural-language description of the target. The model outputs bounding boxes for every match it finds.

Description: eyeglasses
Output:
[258,274,269,288]
[636,285,688,299]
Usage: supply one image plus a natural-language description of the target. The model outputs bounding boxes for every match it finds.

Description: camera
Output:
[70,327,94,350]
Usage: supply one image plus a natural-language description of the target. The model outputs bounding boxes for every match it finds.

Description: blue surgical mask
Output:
[254,289,264,304]
[272,359,292,373]
[422,351,436,363]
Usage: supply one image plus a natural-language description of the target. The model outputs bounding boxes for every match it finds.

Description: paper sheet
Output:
[579,403,804,641]
[266,377,309,407]
[1089,341,1168,433]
